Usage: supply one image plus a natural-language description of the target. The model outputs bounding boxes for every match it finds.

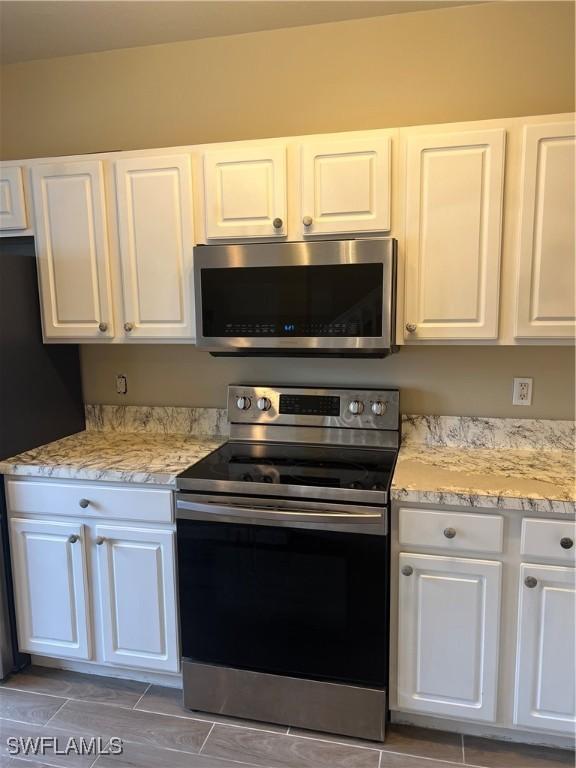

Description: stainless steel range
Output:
[176,385,400,742]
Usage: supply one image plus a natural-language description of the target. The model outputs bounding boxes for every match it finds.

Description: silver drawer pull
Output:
[68,535,79,544]
[443,527,456,539]
[405,323,417,333]
[96,536,106,546]
[98,322,108,333]
[401,565,413,576]
[560,537,574,550]
[272,217,283,230]
[79,498,90,509]
[525,576,538,589]
[303,215,313,227]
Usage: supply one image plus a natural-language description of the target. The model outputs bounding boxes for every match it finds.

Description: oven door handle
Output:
[175,495,387,533]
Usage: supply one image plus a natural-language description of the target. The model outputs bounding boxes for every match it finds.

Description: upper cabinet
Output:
[203,144,287,239]
[0,166,28,230]
[403,128,506,341]
[114,154,195,340]
[31,160,115,340]
[514,122,576,339]
[299,135,391,236]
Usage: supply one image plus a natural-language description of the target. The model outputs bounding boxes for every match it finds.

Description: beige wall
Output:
[80,344,576,420]
[1,2,574,160]
[2,2,575,418]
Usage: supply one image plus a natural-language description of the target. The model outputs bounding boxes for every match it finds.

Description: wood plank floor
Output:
[0,667,573,768]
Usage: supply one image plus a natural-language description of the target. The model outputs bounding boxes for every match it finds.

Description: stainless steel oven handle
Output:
[176,497,384,522]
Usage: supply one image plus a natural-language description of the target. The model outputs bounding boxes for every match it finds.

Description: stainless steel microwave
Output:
[193,238,397,357]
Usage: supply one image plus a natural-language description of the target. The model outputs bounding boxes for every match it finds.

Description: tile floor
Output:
[0,667,573,768]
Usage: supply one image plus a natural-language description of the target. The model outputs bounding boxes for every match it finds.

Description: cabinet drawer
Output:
[521,518,576,564]
[399,507,504,553]
[5,480,173,524]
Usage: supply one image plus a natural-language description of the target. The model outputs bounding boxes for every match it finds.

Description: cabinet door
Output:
[403,129,505,340]
[300,136,391,235]
[31,160,114,339]
[514,564,575,734]
[203,145,287,239]
[115,154,195,340]
[0,166,28,230]
[397,552,501,721]
[515,123,576,339]
[95,525,179,672]
[9,518,91,659]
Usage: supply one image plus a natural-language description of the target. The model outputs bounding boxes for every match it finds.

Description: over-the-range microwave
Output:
[193,238,397,357]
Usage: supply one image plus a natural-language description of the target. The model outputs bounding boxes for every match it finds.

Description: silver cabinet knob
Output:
[406,323,417,333]
[560,537,574,550]
[525,576,538,589]
[236,396,251,411]
[78,498,90,509]
[401,565,414,576]
[96,536,106,546]
[303,215,313,227]
[371,401,387,416]
[272,217,283,230]
[68,535,79,544]
[348,400,364,415]
[98,322,108,333]
[443,527,457,539]
[124,322,134,333]
[257,397,272,412]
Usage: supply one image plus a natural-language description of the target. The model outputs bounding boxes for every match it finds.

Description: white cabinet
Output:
[299,135,391,236]
[9,518,91,660]
[397,552,501,721]
[31,160,114,340]
[514,564,575,734]
[114,154,195,340]
[403,129,505,340]
[95,525,178,672]
[203,145,287,239]
[0,166,28,230]
[514,122,576,339]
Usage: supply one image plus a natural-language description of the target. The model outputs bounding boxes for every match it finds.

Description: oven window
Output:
[177,520,388,687]
[200,263,383,337]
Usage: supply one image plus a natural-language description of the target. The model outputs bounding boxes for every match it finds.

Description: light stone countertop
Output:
[0,430,225,486]
[392,445,575,515]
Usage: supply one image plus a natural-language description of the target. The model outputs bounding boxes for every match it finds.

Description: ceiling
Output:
[0,1,480,65]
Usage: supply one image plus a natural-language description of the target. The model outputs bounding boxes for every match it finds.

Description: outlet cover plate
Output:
[513,377,533,406]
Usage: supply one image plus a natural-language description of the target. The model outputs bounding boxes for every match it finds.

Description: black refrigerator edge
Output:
[0,236,85,679]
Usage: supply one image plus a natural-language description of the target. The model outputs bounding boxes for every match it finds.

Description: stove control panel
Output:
[228,385,399,432]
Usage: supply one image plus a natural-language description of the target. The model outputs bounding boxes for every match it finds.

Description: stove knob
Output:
[348,400,364,415]
[371,401,387,416]
[257,397,272,412]
[236,396,252,411]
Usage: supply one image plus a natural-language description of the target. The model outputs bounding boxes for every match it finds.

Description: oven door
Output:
[194,238,396,355]
[176,516,388,688]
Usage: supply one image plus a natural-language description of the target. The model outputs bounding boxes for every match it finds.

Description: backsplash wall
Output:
[81,344,575,420]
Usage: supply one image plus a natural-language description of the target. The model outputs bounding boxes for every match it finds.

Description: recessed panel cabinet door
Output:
[0,166,28,230]
[203,145,287,239]
[397,553,501,722]
[95,525,179,672]
[515,123,576,339]
[514,564,575,734]
[9,518,91,660]
[300,136,391,235]
[31,160,114,340]
[115,155,195,340]
[403,129,505,340]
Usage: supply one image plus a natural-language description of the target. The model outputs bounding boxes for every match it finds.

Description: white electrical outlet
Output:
[116,374,128,395]
[513,377,533,406]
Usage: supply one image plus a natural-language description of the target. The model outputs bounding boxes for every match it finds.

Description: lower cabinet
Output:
[8,502,179,675]
[9,518,92,660]
[397,552,502,722]
[514,564,576,735]
[95,525,179,672]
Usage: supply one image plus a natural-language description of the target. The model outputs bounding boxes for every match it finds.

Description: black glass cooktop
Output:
[178,442,396,494]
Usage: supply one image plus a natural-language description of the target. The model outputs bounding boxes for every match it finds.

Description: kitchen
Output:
[0,2,574,767]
